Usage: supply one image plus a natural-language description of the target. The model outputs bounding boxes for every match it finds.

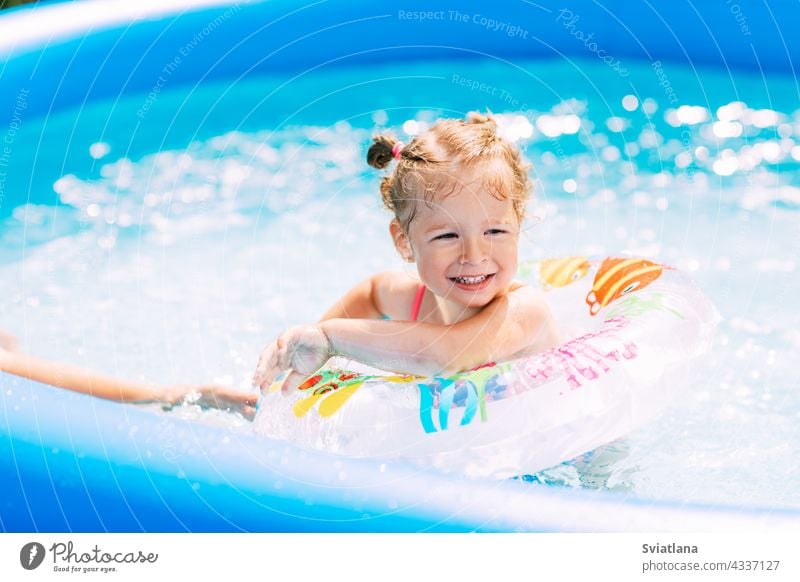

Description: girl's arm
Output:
[251,273,387,391]
[2,350,167,401]
[253,286,557,392]
[1,343,256,415]
[321,285,555,375]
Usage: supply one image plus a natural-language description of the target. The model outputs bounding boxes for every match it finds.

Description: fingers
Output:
[262,343,288,392]
[221,388,259,409]
[252,327,323,396]
[252,346,269,386]
[267,369,291,394]
[241,403,256,422]
[252,341,279,389]
[193,385,260,418]
[281,369,310,394]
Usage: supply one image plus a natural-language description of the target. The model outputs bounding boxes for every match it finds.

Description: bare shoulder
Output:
[371,270,421,319]
[505,280,546,308]
[504,282,561,353]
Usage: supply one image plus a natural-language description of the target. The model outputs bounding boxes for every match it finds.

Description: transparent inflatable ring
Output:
[254,256,719,478]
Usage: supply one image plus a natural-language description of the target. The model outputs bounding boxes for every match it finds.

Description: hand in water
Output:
[252,325,331,394]
[162,384,258,420]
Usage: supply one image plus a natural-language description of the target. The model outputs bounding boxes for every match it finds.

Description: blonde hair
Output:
[366,112,532,233]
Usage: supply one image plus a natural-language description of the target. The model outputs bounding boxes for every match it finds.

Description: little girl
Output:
[253,112,559,393]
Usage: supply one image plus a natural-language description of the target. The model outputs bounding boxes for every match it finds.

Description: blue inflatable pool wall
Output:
[1,0,799,532]
[1,0,798,121]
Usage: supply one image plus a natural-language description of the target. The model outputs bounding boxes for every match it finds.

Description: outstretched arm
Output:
[0,334,256,417]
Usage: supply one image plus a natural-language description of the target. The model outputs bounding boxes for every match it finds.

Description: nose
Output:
[459,236,489,265]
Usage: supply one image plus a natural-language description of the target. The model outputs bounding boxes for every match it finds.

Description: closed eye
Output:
[432,233,457,241]
[486,229,507,235]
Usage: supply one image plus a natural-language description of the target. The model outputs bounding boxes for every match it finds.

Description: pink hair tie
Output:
[391,142,404,160]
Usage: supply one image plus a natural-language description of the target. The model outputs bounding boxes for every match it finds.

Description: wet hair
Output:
[366,111,532,234]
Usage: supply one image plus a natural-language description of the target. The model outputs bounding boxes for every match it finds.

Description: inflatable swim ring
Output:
[254,256,720,478]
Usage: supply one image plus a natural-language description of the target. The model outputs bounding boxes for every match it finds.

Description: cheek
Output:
[494,238,518,254]
[498,242,519,269]
[417,249,453,278]
[421,254,450,273]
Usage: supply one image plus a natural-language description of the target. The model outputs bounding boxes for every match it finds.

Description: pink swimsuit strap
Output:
[410,283,426,321]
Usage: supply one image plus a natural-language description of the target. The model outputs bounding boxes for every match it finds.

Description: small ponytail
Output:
[466,111,499,145]
[367,135,400,170]
[466,110,497,128]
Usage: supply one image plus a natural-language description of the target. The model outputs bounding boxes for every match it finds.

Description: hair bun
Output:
[367,135,399,170]
[466,111,497,128]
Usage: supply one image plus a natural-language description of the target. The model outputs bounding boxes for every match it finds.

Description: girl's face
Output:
[392,168,521,320]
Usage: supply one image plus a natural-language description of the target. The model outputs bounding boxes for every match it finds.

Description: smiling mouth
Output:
[449,274,493,285]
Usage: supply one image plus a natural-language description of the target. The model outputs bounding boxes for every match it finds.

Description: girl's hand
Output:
[159,384,259,420]
[252,325,331,394]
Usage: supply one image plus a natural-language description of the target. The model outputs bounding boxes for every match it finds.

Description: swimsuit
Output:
[381,283,426,321]
[410,283,426,322]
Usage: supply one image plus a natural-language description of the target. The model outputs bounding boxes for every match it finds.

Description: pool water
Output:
[1,57,798,510]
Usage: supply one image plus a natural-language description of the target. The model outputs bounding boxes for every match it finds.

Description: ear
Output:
[389,219,414,263]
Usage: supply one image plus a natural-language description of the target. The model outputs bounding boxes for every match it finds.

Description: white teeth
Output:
[453,275,488,284]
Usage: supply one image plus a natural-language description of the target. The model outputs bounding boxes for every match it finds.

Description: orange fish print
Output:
[538,256,591,290]
[586,257,665,316]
